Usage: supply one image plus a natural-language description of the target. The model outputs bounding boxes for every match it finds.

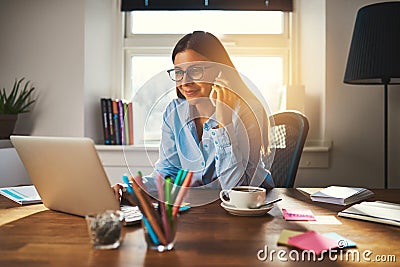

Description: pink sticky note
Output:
[288,231,338,255]
[282,208,316,221]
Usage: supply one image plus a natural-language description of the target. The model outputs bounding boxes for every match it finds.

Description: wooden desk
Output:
[0,189,399,267]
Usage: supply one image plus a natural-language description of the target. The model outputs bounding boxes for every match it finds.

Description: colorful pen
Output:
[172,171,193,218]
[156,173,172,242]
[165,177,173,223]
[142,216,160,245]
[129,176,167,245]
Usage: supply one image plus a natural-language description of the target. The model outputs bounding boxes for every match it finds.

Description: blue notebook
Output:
[0,185,42,205]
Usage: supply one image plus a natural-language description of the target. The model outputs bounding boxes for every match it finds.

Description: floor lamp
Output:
[344,2,400,189]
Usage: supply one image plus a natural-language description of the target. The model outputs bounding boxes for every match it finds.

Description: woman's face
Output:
[173,49,219,103]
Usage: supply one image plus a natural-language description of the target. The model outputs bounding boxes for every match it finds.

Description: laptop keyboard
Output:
[120,205,143,225]
[120,204,190,226]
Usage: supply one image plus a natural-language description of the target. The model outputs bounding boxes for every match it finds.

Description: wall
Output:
[295,0,326,141]
[296,0,400,188]
[0,0,114,142]
[1,0,399,188]
[84,0,117,143]
[0,0,115,186]
[0,148,31,187]
[0,0,85,137]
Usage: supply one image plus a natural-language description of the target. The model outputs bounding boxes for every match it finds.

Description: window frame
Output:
[122,11,292,101]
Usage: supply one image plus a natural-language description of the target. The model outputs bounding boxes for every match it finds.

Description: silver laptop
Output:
[10,135,121,216]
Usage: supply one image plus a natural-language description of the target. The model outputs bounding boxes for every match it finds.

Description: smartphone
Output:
[209,71,223,106]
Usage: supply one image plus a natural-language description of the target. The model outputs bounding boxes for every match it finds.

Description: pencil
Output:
[133,171,146,190]
[172,171,193,218]
[170,169,183,196]
[156,173,172,242]
[122,175,141,208]
[179,169,189,186]
[129,176,167,245]
[165,177,173,223]
[142,216,160,245]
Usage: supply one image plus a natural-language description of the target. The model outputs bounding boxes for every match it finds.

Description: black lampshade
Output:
[344,2,400,85]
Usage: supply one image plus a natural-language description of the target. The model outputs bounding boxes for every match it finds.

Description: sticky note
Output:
[322,232,357,248]
[277,229,304,246]
[288,231,338,255]
[282,208,316,221]
[309,216,342,225]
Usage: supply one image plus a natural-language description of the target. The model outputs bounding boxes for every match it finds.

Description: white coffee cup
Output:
[219,186,266,209]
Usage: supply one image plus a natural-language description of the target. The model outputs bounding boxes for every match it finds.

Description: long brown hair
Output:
[172,31,236,99]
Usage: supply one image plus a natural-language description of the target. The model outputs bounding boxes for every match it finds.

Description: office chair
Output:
[269,111,309,188]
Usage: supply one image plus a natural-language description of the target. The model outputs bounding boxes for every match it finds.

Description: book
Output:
[310,186,374,205]
[0,185,42,205]
[100,98,110,144]
[106,98,116,145]
[124,102,130,145]
[112,100,121,145]
[118,100,125,145]
[128,102,134,145]
[338,201,400,227]
[100,98,134,145]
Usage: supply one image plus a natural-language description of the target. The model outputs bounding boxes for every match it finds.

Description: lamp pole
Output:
[383,78,390,189]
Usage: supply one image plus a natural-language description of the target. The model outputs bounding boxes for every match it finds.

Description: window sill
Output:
[95,144,159,167]
[300,140,332,168]
[96,140,332,169]
[95,144,159,152]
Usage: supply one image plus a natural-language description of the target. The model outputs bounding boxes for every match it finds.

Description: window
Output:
[123,11,292,144]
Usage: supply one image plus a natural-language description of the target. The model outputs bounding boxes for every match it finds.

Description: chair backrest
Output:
[269,111,309,188]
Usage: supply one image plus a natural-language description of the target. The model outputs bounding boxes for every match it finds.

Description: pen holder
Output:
[85,210,124,249]
[141,216,177,252]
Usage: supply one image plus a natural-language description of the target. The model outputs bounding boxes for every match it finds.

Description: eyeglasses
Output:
[167,65,211,82]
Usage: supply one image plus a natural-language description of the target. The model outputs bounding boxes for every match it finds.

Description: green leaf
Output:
[0,78,37,114]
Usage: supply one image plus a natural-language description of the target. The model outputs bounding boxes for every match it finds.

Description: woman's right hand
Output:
[112,183,124,203]
[211,75,241,128]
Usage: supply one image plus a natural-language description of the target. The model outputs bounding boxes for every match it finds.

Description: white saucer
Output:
[220,202,274,216]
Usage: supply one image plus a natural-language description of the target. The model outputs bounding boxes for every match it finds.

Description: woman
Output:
[152,31,274,190]
[114,31,274,201]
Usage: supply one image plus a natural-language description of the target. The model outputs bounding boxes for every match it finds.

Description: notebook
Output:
[0,185,41,205]
[10,136,141,224]
[310,186,374,206]
[338,201,400,227]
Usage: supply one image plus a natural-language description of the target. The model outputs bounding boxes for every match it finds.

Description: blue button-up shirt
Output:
[149,98,274,190]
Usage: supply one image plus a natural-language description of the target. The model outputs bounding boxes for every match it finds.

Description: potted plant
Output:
[0,78,37,139]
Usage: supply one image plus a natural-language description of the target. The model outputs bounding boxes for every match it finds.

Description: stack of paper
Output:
[0,185,42,205]
[310,186,374,205]
[338,201,400,227]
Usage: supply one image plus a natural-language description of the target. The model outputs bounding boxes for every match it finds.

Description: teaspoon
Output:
[248,198,282,209]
